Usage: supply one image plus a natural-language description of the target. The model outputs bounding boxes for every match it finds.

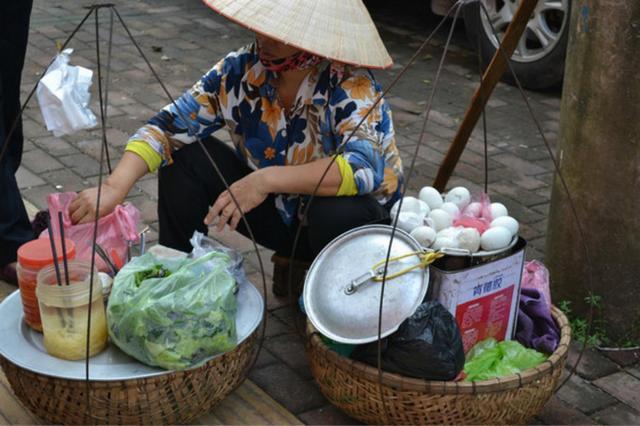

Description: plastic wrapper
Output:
[521,260,551,306]
[43,192,140,273]
[463,338,547,382]
[352,301,465,381]
[107,250,237,370]
[453,192,493,234]
[36,49,97,136]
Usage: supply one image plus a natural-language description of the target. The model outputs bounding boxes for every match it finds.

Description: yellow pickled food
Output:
[41,300,107,360]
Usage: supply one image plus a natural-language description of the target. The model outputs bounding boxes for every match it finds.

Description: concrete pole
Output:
[546,1,640,343]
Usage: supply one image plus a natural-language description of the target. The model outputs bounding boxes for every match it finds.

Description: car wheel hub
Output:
[479,0,569,63]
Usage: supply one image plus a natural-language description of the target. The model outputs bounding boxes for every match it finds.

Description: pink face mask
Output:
[256,39,324,72]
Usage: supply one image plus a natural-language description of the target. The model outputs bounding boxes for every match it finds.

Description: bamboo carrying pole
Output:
[433,0,540,191]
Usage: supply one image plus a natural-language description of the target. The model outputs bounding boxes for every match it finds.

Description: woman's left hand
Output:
[204,170,270,231]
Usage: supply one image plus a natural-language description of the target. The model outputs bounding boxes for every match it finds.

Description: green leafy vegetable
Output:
[133,264,172,286]
[464,338,547,382]
[107,251,237,370]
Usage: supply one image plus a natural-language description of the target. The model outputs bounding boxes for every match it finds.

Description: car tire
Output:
[463,0,570,90]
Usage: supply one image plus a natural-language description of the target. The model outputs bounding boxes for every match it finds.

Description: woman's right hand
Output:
[68,150,151,224]
[69,182,126,224]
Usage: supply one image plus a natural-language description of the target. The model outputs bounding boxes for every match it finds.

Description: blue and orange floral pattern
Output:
[128,44,403,225]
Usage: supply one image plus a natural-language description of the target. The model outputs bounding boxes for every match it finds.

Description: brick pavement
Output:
[8,0,640,424]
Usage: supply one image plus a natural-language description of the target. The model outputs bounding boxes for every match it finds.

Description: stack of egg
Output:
[390,186,519,253]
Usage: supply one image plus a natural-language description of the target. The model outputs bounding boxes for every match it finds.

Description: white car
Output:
[432,0,570,89]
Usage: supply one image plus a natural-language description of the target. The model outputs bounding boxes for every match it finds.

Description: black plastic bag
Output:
[352,301,464,380]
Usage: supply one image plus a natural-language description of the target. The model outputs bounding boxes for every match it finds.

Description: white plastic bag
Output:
[36,48,97,136]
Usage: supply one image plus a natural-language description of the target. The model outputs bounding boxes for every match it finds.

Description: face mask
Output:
[256,39,324,72]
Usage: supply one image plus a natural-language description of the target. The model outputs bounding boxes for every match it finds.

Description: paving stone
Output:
[263,313,296,338]
[58,153,102,178]
[492,153,548,176]
[131,196,159,224]
[566,342,620,381]
[556,374,617,414]
[32,136,78,156]
[252,347,279,369]
[39,168,89,193]
[248,363,326,414]
[263,333,312,380]
[601,349,640,367]
[246,271,292,311]
[21,184,56,211]
[628,366,640,380]
[537,395,597,425]
[270,305,307,334]
[135,178,158,200]
[16,166,45,189]
[594,372,640,412]
[21,148,64,173]
[298,404,361,426]
[592,403,640,425]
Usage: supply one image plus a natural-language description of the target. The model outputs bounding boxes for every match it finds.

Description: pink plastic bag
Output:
[521,260,551,307]
[453,192,493,234]
[43,192,140,272]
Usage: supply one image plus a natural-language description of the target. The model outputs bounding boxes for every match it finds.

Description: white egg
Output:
[410,226,437,248]
[396,212,423,233]
[463,201,483,218]
[480,226,513,251]
[490,202,509,219]
[418,186,443,210]
[432,236,459,251]
[437,226,461,239]
[428,209,453,231]
[457,228,481,253]
[391,196,429,220]
[490,216,519,237]
[439,202,460,218]
[444,187,471,210]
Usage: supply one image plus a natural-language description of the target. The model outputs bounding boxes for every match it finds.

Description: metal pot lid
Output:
[303,224,428,344]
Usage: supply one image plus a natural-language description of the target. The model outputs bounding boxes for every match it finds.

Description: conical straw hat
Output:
[202,0,393,69]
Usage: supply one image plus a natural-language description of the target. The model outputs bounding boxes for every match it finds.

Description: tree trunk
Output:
[546,1,640,344]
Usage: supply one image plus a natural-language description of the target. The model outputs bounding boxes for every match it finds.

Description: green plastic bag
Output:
[464,338,547,382]
[107,251,237,370]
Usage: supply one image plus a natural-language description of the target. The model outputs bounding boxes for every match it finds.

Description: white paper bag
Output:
[36,48,97,136]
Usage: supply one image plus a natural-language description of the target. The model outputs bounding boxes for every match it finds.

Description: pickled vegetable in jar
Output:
[17,238,76,331]
[36,261,107,360]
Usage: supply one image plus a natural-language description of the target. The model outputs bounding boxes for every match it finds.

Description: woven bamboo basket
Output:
[1,329,258,425]
[306,306,571,425]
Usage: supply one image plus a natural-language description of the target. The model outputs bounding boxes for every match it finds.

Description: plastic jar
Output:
[36,260,107,360]
[17,237,76,331]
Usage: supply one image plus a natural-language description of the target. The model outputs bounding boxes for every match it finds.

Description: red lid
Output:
[17,238,76,269]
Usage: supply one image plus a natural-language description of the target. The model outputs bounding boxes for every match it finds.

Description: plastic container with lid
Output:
[17,237,76,331]
[36,260,107,360]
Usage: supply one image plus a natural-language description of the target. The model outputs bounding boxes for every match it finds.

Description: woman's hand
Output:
[69,182,126,224]
[205,170,271,231]
[68,151,150,224]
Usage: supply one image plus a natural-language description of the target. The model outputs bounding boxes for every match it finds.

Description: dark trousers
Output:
[0,0,34,266]
[158,138,390,260]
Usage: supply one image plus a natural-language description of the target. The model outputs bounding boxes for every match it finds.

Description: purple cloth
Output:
[516,288,560,354]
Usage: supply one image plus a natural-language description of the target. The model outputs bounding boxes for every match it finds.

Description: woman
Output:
[69,0,403,291]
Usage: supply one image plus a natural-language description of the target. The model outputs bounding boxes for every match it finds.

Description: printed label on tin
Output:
[431,248,525,353]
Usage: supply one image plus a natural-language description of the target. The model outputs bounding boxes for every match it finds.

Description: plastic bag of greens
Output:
[107,250,237,370]
[464,338,547,382]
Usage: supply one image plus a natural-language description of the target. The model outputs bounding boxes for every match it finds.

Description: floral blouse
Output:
[127,43,403,225]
